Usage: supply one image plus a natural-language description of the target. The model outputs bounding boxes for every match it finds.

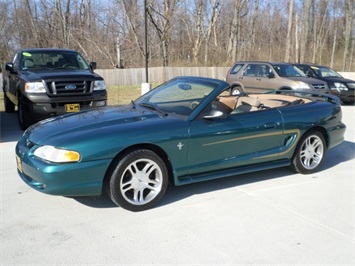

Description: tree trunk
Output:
[300,0,310,63]
[342,0,353,71]
[284,0,294,62]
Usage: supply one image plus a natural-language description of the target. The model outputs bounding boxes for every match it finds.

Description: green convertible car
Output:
[16,76,346,211]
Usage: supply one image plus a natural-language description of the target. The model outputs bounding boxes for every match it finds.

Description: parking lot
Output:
[1,104,354,265]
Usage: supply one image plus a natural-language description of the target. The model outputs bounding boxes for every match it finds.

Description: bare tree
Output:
[203,0,221,65]
[330,0,340,68]
[285,0,294,62]
[300,0,311,63]
[0,0,353,71]
[227,0,248,62]
[120,0,145,63]
[342,0,354,71]
[147,0,180,66]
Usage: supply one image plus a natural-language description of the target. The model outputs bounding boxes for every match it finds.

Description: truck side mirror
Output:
[90,62,97,70]
[5,62,17,74]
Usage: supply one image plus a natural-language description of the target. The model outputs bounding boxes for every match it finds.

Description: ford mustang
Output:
[15,76,346,211]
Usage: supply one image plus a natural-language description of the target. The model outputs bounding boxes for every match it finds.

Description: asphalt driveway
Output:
[1,105,354,265]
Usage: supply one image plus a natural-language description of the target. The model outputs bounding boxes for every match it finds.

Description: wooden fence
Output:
[95,67,230,86]
[96,67,355,86]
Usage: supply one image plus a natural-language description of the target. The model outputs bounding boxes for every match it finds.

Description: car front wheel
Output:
[107,149,168,211]
[290,131,326,174]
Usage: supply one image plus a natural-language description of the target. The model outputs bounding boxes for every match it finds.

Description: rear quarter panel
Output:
[278,101,344,158]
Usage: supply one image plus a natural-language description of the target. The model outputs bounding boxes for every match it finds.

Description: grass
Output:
[106,85,143,106]
[0,84,159,112]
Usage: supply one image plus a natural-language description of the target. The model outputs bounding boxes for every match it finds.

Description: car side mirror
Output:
[90,61,97,70]
[267,72,275,78]
[202,109,227,120]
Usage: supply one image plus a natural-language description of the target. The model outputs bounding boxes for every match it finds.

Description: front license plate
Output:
[65,103,80,112]
[16,155,23,173]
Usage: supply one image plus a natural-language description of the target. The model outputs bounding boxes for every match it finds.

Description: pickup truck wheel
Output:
[4,92,15,113]
[107,149,168,211]
[18,98,31,130]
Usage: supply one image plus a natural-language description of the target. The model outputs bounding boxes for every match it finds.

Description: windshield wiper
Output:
[139,102,167,117]
[131,100,136,109]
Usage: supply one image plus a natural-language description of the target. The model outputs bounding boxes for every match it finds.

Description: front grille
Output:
[312,84,326,90]
[46,80,92,96]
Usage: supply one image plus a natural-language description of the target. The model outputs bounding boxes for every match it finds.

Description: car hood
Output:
[286,76,327,84]
[26,105,165,146]
[318,76,355,84]
[20,69,102,81]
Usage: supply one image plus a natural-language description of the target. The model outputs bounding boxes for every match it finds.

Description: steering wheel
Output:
[62,63,76,68]
[190,101,200,110]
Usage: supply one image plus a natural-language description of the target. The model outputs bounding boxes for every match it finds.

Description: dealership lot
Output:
[1,105,354,265]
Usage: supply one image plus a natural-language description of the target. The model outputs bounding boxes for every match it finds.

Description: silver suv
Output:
[226,61,330,95]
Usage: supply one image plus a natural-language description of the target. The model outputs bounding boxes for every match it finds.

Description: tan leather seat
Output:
[219,97,237,114]
[234,97,261,112]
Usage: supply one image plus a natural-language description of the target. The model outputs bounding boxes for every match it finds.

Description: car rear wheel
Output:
[290,131,325,174]
[107,149,168,211]
[231,86,243,96]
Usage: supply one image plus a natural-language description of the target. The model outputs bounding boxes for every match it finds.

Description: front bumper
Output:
[16,135,111,196]
[23,91,107,121]
[331,89,355,103]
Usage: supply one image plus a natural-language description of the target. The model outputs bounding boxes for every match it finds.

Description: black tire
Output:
[290,131,326,174]
[18,97,32,130]
[4,91,15,113]
[231,86,243,96]
[107,149,168,211]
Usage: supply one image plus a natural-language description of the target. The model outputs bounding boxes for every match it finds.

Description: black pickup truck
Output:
[3,48,107,130]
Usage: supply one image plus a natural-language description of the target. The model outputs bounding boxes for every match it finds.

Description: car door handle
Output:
[264,122,277,129]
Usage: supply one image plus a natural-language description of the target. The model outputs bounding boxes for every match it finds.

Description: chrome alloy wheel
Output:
[299,135,324,170]
[120,158,163,205]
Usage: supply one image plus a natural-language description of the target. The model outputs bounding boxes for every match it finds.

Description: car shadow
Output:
[73,167,294,210]
[73,140,355,210]
[0,111,23,143]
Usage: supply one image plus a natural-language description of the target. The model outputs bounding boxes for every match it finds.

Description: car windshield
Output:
[272,64,307,77]
[20,51,89,70]
[311,66,342,78]
[135,78,218,116]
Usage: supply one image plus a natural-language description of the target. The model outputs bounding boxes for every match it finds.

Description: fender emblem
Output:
[177,142,184,150]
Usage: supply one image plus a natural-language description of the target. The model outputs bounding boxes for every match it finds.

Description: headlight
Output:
[34,145,80,163]
[334,82,348,91]
[93,80,106,91]
[346,83,355,89]
[25,82,46,93]
[293,81,310,89]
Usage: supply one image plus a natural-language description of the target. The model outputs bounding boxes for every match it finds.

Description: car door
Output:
[239,64,259,92]
[240,64,277,93]
[255,64,279,90]
[187,108,284,175]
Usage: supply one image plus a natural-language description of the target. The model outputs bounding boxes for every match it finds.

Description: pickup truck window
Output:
[20,51,89,71]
